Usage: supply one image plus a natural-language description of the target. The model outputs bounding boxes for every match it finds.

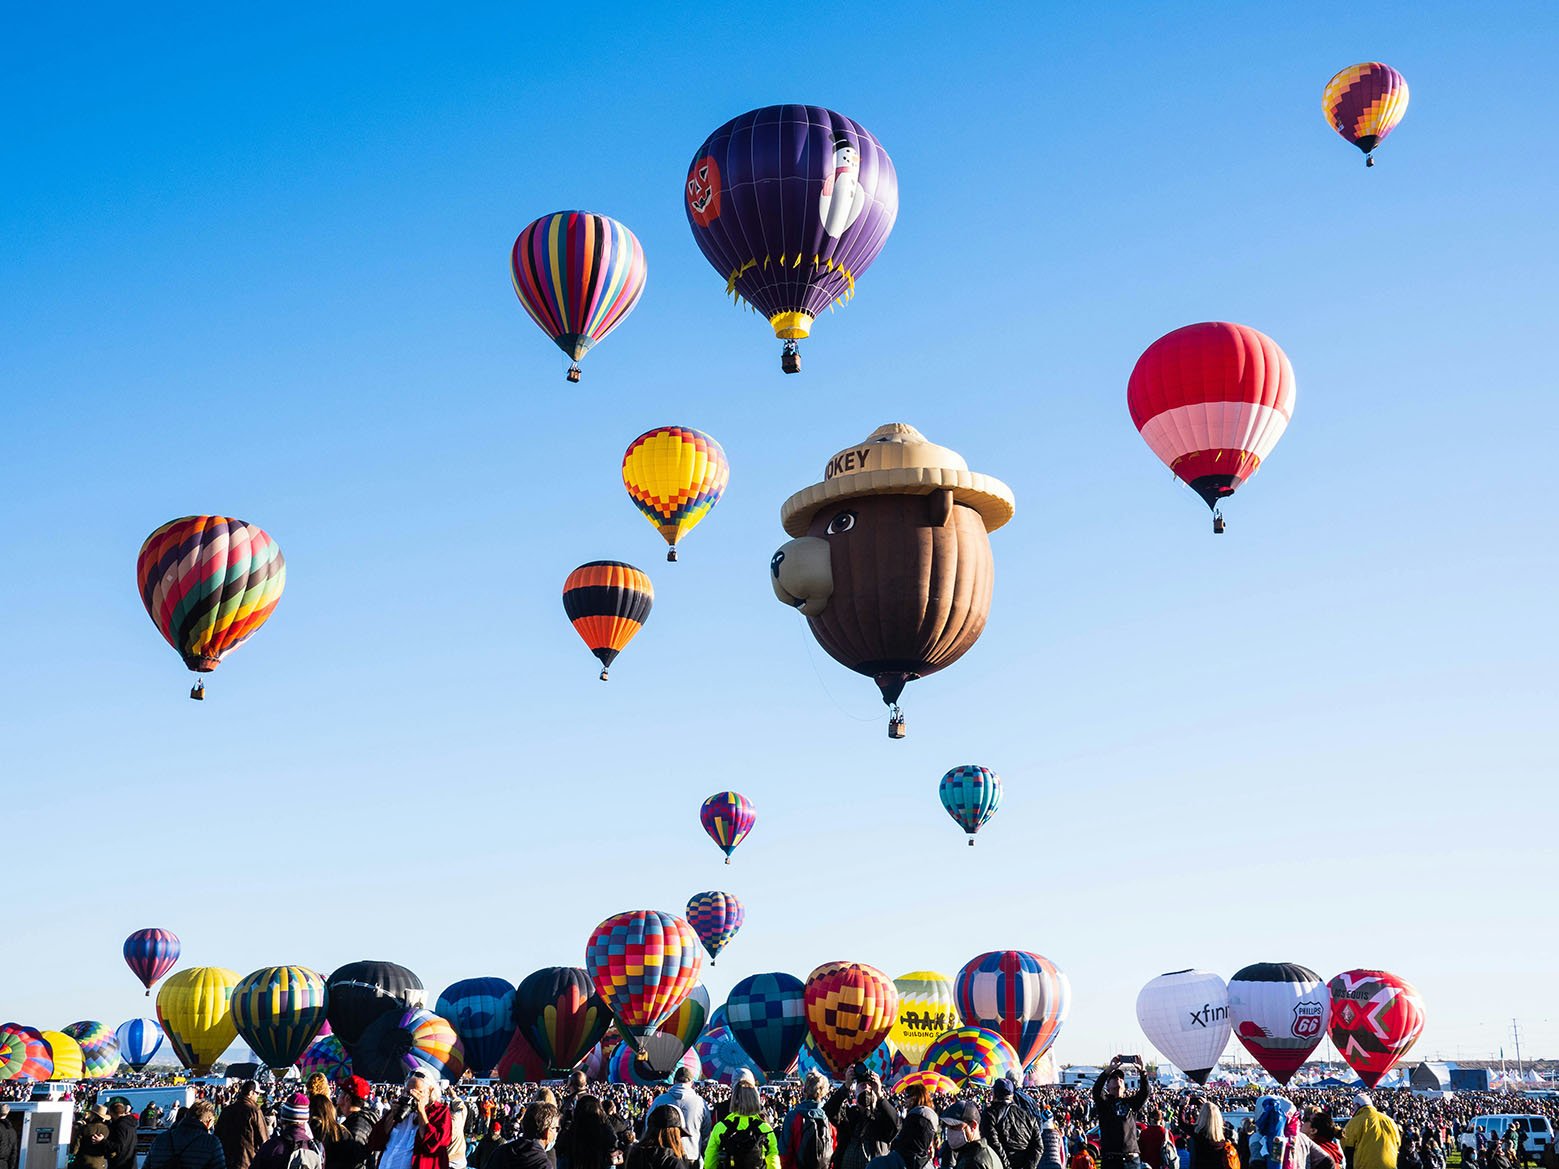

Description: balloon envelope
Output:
[686,891,745,963]
[890,971,958,1067]
[157,966,240,1073]
[803,961,898,1078]
[1323,63,1409,161]
[585,911,704,1048]
[297,1034,351,1082]
[920,1025,1021,1088]
[1326,969,1425,1089]
[62,1022,121,1079]
[939,766,1002,841]
[1135,969,1231,1084]
[562,561,653,679]
[233,965,329,1072]
[1227,962,1329,1085]
[954,950,1070,1067]
[326,960,426,1048]
[436,977,517,1077]
[700,791,755,860]
[725,971,807,1079]
[623,427,730,560]
[123,928,181,992]
[512,967,612,1075]
[353,1008,464,1083]
[115,1019,164,1072]
[41,1031,83,1081]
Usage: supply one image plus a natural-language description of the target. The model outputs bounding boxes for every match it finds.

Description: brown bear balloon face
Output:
[770,423,1014,715]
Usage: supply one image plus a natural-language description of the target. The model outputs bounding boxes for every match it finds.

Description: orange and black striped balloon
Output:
[562,561,653,680]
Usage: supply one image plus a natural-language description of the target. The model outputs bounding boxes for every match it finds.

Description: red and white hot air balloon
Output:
[1227,962,1329,1085]
[1327,969,1425,1088]
[1127,322,1296,533]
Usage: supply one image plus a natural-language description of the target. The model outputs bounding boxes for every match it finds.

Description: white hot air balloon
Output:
[1227,962,1330,1085]
[1135,969,1232,1084]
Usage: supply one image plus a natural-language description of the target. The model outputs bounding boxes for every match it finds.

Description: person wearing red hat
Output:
[337,1077,378,1154]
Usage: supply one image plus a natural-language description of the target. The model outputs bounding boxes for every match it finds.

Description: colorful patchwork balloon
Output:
[62,1021,121,1079]
[495,1027,547,1084]
[804,961,898,1078]
[354,1007,465,1082]
[725,971,807,1079]
[136,517,286,699]
[232,965,329,1072]
[892,1068,958,1096]
[700,791,755,863]
[296,1034,351,1081]
[686,891,745,964]
[939,766,1003,845]
[115,1018,164,1071]
[1323,63,1409,166]
[697,1024,768,1085]
[797,1031,895,1083]
[124,928,181,995]
[156,966,240,1073]
[563,561,653,681]
[510,211,647,382]
[609,1037,700,1086]
[954,950,1070,1067]
[0,1025,52,1082]
[1326,969,1425,1088]
[921,1025,1021,1088]
[891,971,958,1067]
[41,1031,83,1081]
[512,967,611,1075]
[436,977,517,1077]
[585,910,704,1051]
[622,426,730,562]
[685,105,898,373]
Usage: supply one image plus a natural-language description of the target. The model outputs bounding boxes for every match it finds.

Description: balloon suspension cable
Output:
[781,340,801,375]
[666,545,678,562]
[888,704,907,740]
[189,679,206,701]
[566,362,582,383]
[1212,507,1226,535]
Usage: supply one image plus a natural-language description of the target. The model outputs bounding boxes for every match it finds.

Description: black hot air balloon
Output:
[326,960,426,1049]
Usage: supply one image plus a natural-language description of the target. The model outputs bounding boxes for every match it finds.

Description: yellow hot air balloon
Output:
[890,970,958,1067]
[41,1031,84,1081]
[156,966,240,1073]
[622,427,730,562]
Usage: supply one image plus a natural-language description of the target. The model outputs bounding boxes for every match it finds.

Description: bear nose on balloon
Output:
[769,537,832,616]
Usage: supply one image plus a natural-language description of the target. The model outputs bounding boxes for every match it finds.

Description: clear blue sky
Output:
[4,3,1556,1066]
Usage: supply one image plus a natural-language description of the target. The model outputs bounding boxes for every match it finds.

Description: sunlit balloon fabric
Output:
[563,561,653,681]
[137,517,285,688]
[510,211,647,381]
[725,971,807,1078]
[700,790,755,862]
[955,950,1070,1067]
[921,1025,1021,1089]
[1127,323,1296,526]
[1326,969,1425,1088]
[41,1031,84,1081]
[1324,63,1409,166]
[124,927,181,994]
[894,1069,958,1096]
[1135,969,1231,1084]
[584,910,704,1048]
[891,971,958,1067]
[62,1021,121,1079]
[685,105,898,370]
[622,427,730,562]
[436,977,517,1077]
[1227,962,1329,1085]
[157,966,240,1073]
[797,1032,895,1083]
[939,766,1002,844]
[686,890,745,963]
[513,967,611,1075]
[355,1007,465,1082]
[297,1034,351,1081]
[0,1026,39,1081]
[115,1018,164,1071]
[232,965,329,1071]
[804,961,899,1078]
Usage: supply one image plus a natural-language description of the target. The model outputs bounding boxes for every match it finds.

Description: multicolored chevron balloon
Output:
[232,965,329,1072]
[585,910,704,1050]
[803,961,898,1078]
[1323,62,1409,166]
[893,1068,958,1096]
[296,1034,351,1081]
[920,1025,1021,1088]
[61,1022,121,1079]
[686,891,745,963]
[622,427,730,562]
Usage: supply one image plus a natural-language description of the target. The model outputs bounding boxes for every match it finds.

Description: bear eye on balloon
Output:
[826,511,856,535]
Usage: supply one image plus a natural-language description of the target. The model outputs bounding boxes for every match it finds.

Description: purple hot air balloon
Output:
[124,928,180,996]
[686,891,745,964]
[684,104,898,373]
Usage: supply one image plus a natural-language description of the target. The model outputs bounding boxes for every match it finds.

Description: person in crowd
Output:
[652,1069,709,1162]
[1342,1095,1400,1169]
[74,1104,114,1169]
[372,1068,454,1169]
[1302,1113,1342,1169]
[337,1077,379,1148]
[1486,1139,1515,1169]
[778,1072,835,1169]
[1187,1102,1226,1169]
[307,1077,333,1102]
[557,1096,622,1169]
[985,1079,1042,1169]
[254,1094,325,1169]
[825,1068,899,1169]
[474,1122,511,1169]
[449,1093,472,1169]
[890,1082,939,1169]
[704,1083,778,1169]
[1136,1108,1174,1169]
[1068,1137,1097,1169]
[1091,1061,1151,1169]
[490,1103,562,1169]
[1036,1119,1066,1169]
[0,1105,18,1169]
[107,1097,142,1169]
[144,1101,227,1169]
[1236,1122,1255,1169]
[310,1093,359,1169]
[941,1103,1002,1169]
[217,1083,273,1169]
[628,1106,694,1169]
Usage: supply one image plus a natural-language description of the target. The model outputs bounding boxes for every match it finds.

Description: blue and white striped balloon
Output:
[115,1018,164,1071]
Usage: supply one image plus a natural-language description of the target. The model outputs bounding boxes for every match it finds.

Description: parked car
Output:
[1459,1116,1554,1159]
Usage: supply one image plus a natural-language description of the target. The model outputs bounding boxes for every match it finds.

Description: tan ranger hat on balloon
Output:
[779,423,1016,537]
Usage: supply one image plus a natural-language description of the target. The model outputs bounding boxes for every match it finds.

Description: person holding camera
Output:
[824,1066,899,1169]
[1090,1058,1151,1169]
[371,1069,454,1169]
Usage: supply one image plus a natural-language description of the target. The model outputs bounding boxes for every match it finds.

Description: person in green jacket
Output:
[704,1085,779,1169]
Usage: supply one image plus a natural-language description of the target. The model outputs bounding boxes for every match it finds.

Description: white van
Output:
[1460,1116,1554,1159]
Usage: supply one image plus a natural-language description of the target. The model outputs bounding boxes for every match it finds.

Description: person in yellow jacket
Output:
[1342,1095,1401,1169]
[704,1085,779,1169]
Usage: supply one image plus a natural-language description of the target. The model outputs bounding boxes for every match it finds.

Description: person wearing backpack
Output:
[1187,1102,1234,1169]
[779,1073,836,1169]
[253,1095,326,1169]
[704,1085,779,1169]
[144,1101,228,1169]
[825,1069,899,1169]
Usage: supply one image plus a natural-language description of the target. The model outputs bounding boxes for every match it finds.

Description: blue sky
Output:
[3,3,1556,1066]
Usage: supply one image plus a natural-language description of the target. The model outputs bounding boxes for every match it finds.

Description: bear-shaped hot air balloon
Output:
[770,424,1014,737]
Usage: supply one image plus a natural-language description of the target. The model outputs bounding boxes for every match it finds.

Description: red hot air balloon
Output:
[1227,962,1329,1085]
[124,929,181,996]
[1327,969,1425,1088]
[1127,323,1296,533]
[803,962,898,1078]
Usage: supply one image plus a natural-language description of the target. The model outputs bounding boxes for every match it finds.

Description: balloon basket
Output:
[724,857,730,865]
[968,838,975,847]
[566,363,582,383]
[598,668,610,681]
[1366,155,1375,168]
[666,547,678,562]
[888,707,906,739]
[189,681,206,701]
[1212,510,1226,535]
[781,342,801,375]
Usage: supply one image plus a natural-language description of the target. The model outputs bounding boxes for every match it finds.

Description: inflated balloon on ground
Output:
[1135,969,1231,1084]
[1326,969,1425,1088]
[1227,962,1329,1085]
[955,950,1070,1066]
[233,965,329,1072]
[157,966,240,1073]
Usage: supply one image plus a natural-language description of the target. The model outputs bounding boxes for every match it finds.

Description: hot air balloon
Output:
[1324,63,1409,166]
[1135,970,1232,1084]
[939,766,1002,845]
[1227,962,1329,1085]
[725,972,807,1079]
[232,965,329,1072]
[495,1027,548,1084]
[685,105,898,374]
[0,1025,52,1081]
[797,1032,896,1083]
[40,1031,82,1081]
[803,962,898,1078]
[115,1019,164,1072]
[584,911,704,1052]
[297,1033,352,1081]
[686,891,744,963]
[696,1024,768,1085]
[635,984,711,1073]
[623,427,730,562]
[1127,322,1296,534]
[563,561,653,681]
[137,517,286,699]
[512,967,612,1076]
[700,791,755,863]
[609,1038,700,1086]
[156,966,240,1073]
[124,928,181,995]
[893,1069,958,1096]
[62,1022,121,1079]
[954,951,1070,1067]
[436,977,517,1078]
[510,211,647,382]
[1326,969,1425,1088]
[325,960,426,1049]
[890,971,958,1067]
[920,1025,1021,1089]
[771,424,1016,737]
[354,1008,465,1082]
